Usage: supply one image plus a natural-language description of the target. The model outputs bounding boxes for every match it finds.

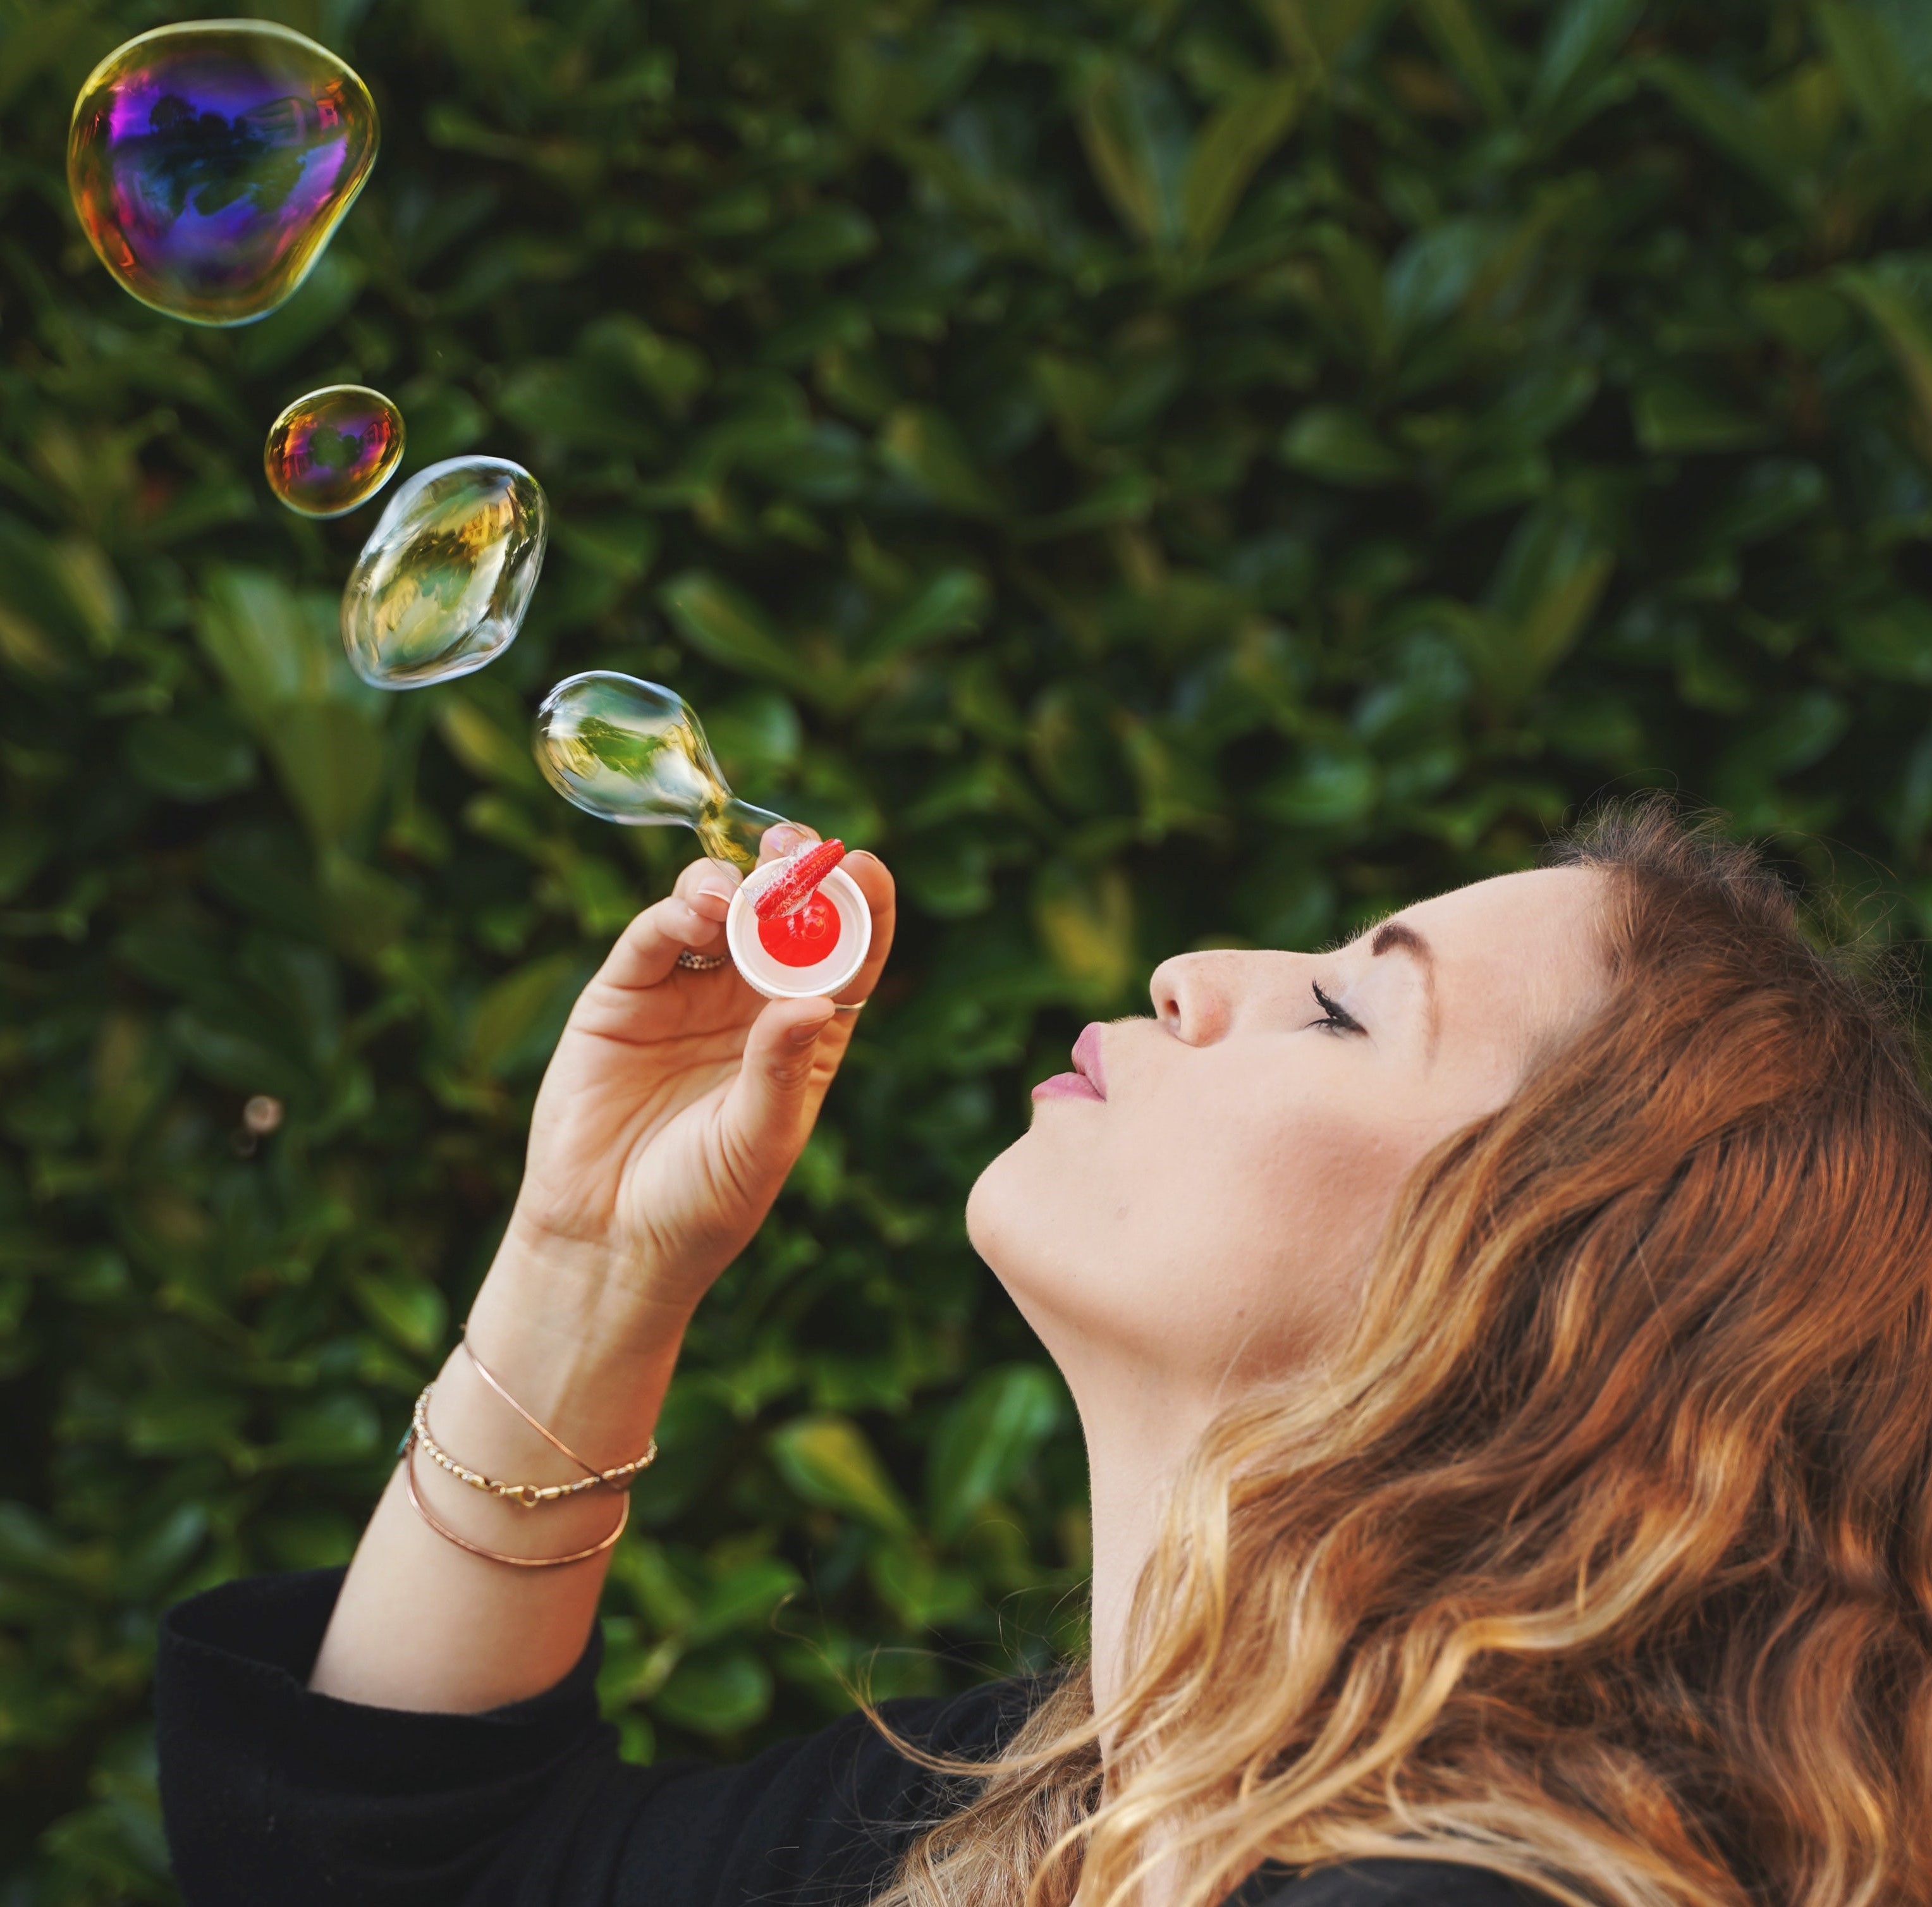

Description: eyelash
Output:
[1307,981,1365,1036]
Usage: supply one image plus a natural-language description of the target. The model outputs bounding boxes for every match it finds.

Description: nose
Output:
[1149,950,1237,1045]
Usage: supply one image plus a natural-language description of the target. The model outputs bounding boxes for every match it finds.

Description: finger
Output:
[758,822,818,866]
[673,856,742,927]
[592,886,738,995]
[716,995,839,1192]
[829,849,896,1007]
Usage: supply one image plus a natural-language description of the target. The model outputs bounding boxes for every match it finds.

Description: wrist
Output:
[462,1225,694,1440]
[479,1214,698,1345]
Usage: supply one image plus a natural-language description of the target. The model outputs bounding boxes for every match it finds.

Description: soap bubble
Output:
[265,384,403,517]
[534,672,787,872]
[68,21,378,326]
[341,458,547,689]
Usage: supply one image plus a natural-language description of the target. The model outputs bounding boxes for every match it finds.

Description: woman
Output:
[155,803,1932,1907]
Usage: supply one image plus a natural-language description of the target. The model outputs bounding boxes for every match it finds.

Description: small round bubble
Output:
[533,672,786,871]
[341,457,547,689]
[265,385,403,518]
[67,21,378,326]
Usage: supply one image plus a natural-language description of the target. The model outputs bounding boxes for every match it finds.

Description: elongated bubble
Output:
[341,457,547,688]
[68,21,377,326]
[533,672,786,872]
[266,384,403,517]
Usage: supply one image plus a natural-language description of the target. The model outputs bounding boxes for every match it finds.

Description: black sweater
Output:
[155,1571,1549,1907]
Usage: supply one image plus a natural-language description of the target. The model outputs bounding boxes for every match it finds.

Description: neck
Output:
[1078,1368,1218,1729]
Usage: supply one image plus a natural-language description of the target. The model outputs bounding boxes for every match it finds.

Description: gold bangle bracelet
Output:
[411,1388,644,1507]
[401,1435,630,1568]
[461,1331,658,1491]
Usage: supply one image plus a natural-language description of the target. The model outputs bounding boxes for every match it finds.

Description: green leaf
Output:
[1032,862,1136,1000]
[1529,0,1642,116]
[877,407,1004,516]
[264,703,390,852]
[768,1414,910,1532]
[1837,598,1932,683]
[351,1270,449,1358]
[1813,1,1916,136]
[496,362,662,455]
[926,1364,1066,1542]
[465,952,591,1079]
[1413,0,1510,121]
[1256,746,1379,826]
[1648,58,1805,207]
[651,1646,773,1735]
[1279,407,1407,485]
[1385,218,1498,342]
[1713,692,1849,810]
[436,684,548,792]
[1840,262,1932,447]
[1476,505,1617,703]
[1702,460,1827,546]
[868,1539,982,1628]
[123,709,257,802]
[1182,71,1305,258]
[659,571,817,690]
[1075,57,1191,251]
[580,316,711,417]
[1632,377,1774,455]
[267,1395,382,1468]
[860,568,991,666]
[758,205,879,273]
[233,250,366,373]
[1252,0,1386,75]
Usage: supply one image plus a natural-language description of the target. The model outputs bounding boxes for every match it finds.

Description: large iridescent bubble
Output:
[341,458,548,689]
[68,21,377,326]
[265,384,403,518]
[534,673,785,871]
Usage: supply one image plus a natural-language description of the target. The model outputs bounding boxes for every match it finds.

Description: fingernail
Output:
[789,1017,827,1046]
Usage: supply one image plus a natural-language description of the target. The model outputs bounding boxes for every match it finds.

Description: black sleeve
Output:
[156,1568,1017,1907]
[1245,1858,1555,1907]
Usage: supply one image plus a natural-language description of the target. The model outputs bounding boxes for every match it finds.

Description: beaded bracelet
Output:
[410,1389,608,1506]
[408,1375,657,1509]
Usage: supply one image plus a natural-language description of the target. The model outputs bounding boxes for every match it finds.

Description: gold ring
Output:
[833,999,866,1013]
[676,949,730,972]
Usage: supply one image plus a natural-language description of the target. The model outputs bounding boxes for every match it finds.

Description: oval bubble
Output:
[265,384,403,518]
[341,457,547,689]
[68,21,378,327]
[534,671,785,871]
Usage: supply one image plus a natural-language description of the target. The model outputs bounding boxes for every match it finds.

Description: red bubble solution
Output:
[757,891,842,967]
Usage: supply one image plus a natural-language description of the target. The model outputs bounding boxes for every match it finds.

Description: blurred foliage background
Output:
[4,0,1932,1896]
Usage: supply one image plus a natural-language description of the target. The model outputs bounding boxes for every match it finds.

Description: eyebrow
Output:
[1369,918,1440,1055]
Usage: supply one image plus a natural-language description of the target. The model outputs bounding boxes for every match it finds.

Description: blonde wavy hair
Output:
[873,804,1932,1907]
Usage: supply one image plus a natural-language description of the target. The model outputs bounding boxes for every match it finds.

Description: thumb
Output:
[718,997,838,1185]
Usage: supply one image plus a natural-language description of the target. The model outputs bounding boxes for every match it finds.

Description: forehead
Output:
[1395,866,1607,1050]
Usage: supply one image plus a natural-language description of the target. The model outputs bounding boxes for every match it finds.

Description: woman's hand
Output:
[492,828,895,1328]
[313,827,894,1715]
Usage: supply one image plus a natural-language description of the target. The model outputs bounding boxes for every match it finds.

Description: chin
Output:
[964,1139,1022,1271]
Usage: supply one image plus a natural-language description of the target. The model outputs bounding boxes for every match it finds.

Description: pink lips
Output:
[1031,1023,1107,1103]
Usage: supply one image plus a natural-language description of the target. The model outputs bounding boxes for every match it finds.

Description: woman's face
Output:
[968,868,1608,1404]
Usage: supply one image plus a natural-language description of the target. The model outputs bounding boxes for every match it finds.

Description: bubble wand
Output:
[534,672,868,999]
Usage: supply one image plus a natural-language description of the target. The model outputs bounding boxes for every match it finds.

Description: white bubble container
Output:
[726,860,871,1000]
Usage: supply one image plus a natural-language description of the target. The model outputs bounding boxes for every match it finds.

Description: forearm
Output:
[311,1230,690,1713]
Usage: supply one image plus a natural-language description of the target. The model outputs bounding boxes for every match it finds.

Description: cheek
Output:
[969,1069,1433,1382]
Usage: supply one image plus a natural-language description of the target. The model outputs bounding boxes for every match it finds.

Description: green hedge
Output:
[6,0,1932,1896]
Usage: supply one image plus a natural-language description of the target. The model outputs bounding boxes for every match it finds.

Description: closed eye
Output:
[1307,981,1365,1036]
